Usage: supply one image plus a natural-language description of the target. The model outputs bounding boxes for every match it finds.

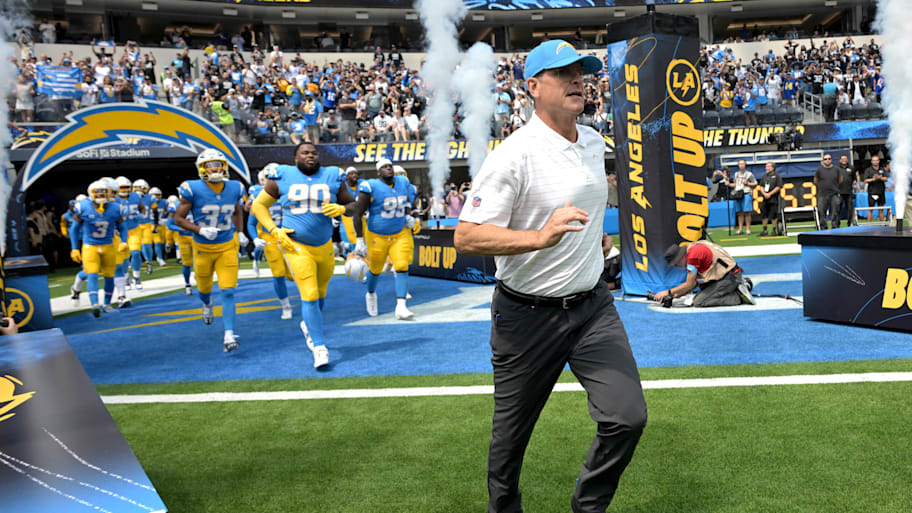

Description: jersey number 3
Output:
[288,184,331,214]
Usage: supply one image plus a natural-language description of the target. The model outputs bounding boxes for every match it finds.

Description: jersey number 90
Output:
[288,184,331,215]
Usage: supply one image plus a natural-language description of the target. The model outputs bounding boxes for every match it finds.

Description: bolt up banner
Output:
[606,13,707,297]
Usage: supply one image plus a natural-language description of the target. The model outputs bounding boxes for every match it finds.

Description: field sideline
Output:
[40,240,912,512]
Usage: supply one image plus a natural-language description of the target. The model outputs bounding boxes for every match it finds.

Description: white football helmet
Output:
[133,179,150,195]
[260,162,279,186]
[149,186,162,201]
[393,165,407,178]
[167,194,179,205]
[75,193,87,202]
[115,176,132,198]
[87,180,109,205]
[104,177,119,200]
[197,148,228,182]
[344,254,369,283]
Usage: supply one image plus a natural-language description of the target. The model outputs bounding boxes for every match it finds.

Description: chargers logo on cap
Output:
[22,100,250,190]
[556,42,576,54]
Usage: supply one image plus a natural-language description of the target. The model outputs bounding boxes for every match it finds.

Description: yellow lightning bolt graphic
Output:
[85,296,297,336]
[40,108,237,164]
[0,375,36,424]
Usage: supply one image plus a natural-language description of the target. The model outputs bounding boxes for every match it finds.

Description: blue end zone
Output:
[54,254,912,385]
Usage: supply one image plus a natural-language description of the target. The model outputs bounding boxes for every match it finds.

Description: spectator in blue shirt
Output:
[301,91,323,143]
[289,112,306,144]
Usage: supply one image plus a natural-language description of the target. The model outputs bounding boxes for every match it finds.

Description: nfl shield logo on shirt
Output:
[472,196,482,207]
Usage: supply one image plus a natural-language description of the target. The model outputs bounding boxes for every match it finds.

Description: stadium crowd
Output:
[699,36,885,123]
[8,24,618,146]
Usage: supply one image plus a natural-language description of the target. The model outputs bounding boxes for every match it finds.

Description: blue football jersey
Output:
[166,201,194,236]
[269,164,344,246]
[139,194,155,225]
[178,179,245,245]
[248,184,283,229]
[358,176,417,236]
[121,192,144,230]
[75,199,125,246]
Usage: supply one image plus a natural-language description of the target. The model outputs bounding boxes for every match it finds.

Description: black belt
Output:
[497,282,595,310]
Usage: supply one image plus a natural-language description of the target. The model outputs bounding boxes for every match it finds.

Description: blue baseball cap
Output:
[523,40,602,80]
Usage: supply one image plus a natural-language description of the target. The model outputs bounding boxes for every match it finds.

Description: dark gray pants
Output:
[693,270,744,307]
[817,193,841,229]
[488,282,647,513]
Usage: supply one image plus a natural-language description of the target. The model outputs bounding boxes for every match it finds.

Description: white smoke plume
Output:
[875,0,912,224]
[416,0,466,200]
[0,1,31,255]
[454,42,496,178]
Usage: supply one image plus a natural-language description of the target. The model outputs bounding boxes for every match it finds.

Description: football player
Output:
[67,194,88,305]
[251,142,358,369]
[116,176,146,290]
[246,163,294,320]
[103,177,133,308]
[135,179,157,273]
[174,148,248,352]
[148,186,168,267]
[351,158,420,320]
[339,166,365,253]
[166,194,194,296]
[69,180,129,317]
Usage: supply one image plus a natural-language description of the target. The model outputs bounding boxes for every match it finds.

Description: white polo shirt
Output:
[460,113,607,297]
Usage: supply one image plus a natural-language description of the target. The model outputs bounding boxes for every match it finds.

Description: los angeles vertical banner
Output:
[606,14,708,296]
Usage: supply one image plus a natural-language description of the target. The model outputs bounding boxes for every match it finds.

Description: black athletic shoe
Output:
[146,261,153,274]
[760,230,768,236]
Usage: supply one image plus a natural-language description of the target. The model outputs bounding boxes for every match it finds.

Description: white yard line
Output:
[101,372,912,404]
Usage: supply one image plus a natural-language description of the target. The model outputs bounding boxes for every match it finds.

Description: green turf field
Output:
[102,361,912,513]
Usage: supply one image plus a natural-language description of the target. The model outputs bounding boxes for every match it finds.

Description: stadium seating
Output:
[757,106,776,125]
[837,103,854,121]
[867,102,883,119]
[703,110,720,128]
[773,105,790,124]
[851,103,868,120]
[717,108,735,127]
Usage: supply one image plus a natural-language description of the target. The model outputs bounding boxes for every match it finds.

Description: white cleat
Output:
[365,291,378,317]
[134,277,143,291]
[312,345,330,369]
[395,303,415,320]
[253,259,260,278]
[157,258,166,267]
[281,304,293,320]
[202,302,214,325]
[185,285,193,296]
[299,321,315,350]
[223,334,239,353]
[118,295,132,308]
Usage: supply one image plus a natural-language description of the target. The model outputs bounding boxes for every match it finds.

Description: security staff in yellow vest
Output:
[210,91,237,143]
[654,241,754,307]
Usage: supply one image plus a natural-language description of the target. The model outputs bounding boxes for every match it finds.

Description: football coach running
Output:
[455,40,647,513]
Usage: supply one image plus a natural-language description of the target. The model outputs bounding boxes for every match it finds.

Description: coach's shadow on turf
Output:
[334,336,429,366]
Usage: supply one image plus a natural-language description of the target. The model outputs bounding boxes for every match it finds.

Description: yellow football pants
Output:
[365,226,413,275]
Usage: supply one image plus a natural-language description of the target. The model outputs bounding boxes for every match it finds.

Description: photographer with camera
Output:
[653,241,754,307]
[446,182,468,219]
[725,159,757,235]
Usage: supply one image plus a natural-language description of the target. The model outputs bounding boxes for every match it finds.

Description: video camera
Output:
[769,123,802,151]
[646,291,673,308]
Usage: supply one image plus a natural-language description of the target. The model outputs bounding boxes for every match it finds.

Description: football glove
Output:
[70,249,82,263]
[354,237,367,257]
[238,232,250,247]
[253,237,267,250]
[405,215,420,234]
[321,202,346,217]
[270,227,297,252]
[199,226,219,240]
